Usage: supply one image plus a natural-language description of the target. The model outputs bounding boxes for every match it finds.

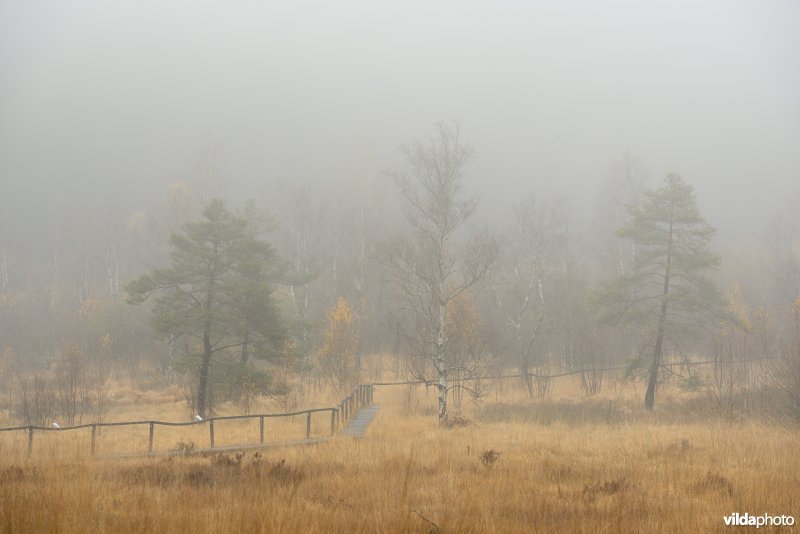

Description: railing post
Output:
[28,427,33,456]
[330,409,336,436]
[91,424,97,456]
[259,416,265,444]
[209,419,215,449]
[148,422,154,453]
[306,411,311,439]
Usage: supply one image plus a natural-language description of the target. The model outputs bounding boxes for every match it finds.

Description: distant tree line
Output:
[1,123,800,423]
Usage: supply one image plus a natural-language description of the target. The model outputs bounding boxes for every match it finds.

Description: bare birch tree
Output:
[594,151,650,278]
[381,123,496,423]
[492,196,569,396]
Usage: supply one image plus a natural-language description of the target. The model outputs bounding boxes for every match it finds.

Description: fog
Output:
[2,1,798,242]
[5,7,800,523]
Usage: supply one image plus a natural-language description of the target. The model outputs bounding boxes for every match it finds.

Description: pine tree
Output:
[126,199,288,417]
[596,174,724,410]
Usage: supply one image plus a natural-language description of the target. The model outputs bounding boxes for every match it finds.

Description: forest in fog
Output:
[1,1,799,425]
[1,125,800,424]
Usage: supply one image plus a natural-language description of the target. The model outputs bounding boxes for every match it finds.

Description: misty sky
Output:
[1,1,798,241]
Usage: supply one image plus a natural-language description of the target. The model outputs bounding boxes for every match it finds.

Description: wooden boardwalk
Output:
[341,405,380,438]
[99,404,380,459]
[4,384,377,459]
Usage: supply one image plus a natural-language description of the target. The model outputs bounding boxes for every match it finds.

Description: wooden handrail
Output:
[2,383,377,457]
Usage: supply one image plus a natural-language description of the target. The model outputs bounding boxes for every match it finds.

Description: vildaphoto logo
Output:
[724,513,795,528]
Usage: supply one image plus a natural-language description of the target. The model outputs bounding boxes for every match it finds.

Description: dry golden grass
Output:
[2,377,799,533]
[0,374,355,460]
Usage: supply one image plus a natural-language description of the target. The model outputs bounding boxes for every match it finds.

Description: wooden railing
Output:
[0,383,375,457]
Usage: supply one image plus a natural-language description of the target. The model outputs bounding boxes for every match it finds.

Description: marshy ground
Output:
[1,378,798,533]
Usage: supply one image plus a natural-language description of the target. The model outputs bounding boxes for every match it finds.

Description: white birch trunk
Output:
[0,246,8,293]
[437,297,447,422]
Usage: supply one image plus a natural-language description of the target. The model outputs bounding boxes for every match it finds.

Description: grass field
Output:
[1,374,799,533]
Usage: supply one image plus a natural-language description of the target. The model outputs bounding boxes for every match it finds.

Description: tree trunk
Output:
[198,331,212,417]
[198,259,216,418]
[437,299,447,423]
[0,246,8,293]
[645,205,674,411]
[516,327,534,397]
[521,362,533,398]
[106,244,119,298]
[645,300,668,410]
[240,331,250,365]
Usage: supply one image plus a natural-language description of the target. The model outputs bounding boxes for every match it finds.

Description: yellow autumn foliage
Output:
[723,285,751,332]
[445,293,480,348]
[316,297,359,392]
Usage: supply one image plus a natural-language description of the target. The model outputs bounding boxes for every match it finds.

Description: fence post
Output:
[91,424,97,456]
[306,411,311,439]
[28,427,33,455]
[148,422,154,453]
[209,419,215,449]
[260,416,265,444]
[330,409,336,436]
